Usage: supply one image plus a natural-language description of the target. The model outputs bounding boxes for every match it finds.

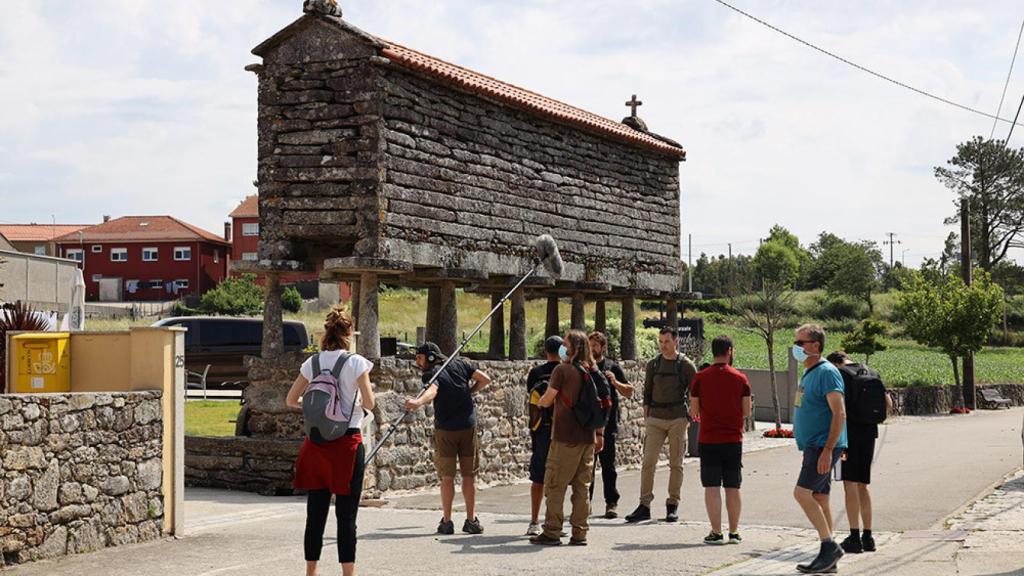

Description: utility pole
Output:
[687,233,693,293]
[960,199,975,409]
[884,232,901,269]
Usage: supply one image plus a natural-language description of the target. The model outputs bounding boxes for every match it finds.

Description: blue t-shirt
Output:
[793,360,848,451]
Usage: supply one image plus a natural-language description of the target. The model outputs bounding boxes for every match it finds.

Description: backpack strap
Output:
[311,354,322,378]
[330,351,352,381]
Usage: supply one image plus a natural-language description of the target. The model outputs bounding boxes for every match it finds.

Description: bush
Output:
[199,274,263,316]
[172,301,199,317]
[815,293,866,320]
[282,286,303,313]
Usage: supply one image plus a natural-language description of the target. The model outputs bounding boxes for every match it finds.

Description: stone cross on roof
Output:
[622,94,648,132]
[625,94,643,118]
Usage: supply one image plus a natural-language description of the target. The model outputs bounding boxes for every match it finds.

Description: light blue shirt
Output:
[794,360,847,451]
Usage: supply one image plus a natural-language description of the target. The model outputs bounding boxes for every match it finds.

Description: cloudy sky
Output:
[2,0,1023,266]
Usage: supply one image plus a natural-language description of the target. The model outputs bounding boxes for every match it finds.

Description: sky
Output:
[2,0,1024,267]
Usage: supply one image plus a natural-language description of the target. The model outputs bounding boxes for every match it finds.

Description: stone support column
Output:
[571,292,586,331]
[594,300,607,334]
[545,296,560,337]
[509,288,527,360]
[261,273,284,359]
[621,296,637,361]
[358,272,380,359]
[488,293,506,358]
[437,281,459,356]
[666,298,679,332]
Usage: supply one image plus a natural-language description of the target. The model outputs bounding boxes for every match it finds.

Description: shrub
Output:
[282,286,303,313]
[199,274,263,316]
[815,293,866,320]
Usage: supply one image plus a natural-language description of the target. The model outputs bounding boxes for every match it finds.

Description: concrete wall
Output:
[745,356,799,424]
[0,392,164,567]
[0,250,77,310]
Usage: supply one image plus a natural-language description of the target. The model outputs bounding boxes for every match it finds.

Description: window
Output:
[91,274,103,282]
[65,249,83,262]
[242,223,259,237]
[148,280,163,289]
[241,252,258,262]
[34,245,46,256]
[126,280,140,293]
[91,245,102,253]
[110,248,127,262]
[214,250,219,264]
[142,247,158,261]
[174,279,190,289]
[174,246,191,261]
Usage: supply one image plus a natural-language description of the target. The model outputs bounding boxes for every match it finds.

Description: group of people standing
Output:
[284,304,887,576]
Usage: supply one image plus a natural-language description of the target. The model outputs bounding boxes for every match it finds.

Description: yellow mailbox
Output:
[11,332,71,393]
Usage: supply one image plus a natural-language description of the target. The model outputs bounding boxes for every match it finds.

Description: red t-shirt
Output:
[691,364,751,444]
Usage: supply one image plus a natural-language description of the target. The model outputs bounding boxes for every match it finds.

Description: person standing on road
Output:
[524,335,563,536]
[791,324,848,574]
[286,305,376,576]
[404,342,492,536]
[625,327,697,524]
[827,351,893,555]
[690,335,752,545]
[589,331,634,519]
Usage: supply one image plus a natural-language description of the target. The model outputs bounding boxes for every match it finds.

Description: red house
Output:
[55,216,230,302]
[228,195,261,265]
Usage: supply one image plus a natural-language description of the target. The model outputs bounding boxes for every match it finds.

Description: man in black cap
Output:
[405,342,491,535]
[524,335,564,536]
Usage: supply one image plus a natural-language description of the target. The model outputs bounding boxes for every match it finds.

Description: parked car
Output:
[152,316,310,389]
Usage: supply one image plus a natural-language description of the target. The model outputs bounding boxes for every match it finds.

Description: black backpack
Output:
[528,366,555,432]
[560,363,612,431]
[839,364,887,425]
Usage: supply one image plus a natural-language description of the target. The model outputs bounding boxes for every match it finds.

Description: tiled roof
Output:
[0,224,91,243]
[53,216,230,246]
[230,195,258,218]
[379,40,685,158]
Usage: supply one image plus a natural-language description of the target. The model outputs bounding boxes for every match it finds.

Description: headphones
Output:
[426,352,437,363]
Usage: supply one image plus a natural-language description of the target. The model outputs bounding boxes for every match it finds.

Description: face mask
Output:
[558,344,569,361]
[791,344,808,362]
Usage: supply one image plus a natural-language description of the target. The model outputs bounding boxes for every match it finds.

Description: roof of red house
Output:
[229,195,258,219]
[0,224,92,243]
[54,216,230,246]
[253,16,685,159]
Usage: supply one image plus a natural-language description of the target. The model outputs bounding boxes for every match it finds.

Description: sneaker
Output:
[862,533,876,552]
[704,531,725,545]
[841,533,864,554]
[436,518,455,535]
[568,538,588,546]
[728,532,742,545]
[525,522,542,536]
[624,504,651,523]
[604,504,619,519]
[664,503,679,523]
[529,533,562,546]
[462,517,484,535]
[796,540,844,574]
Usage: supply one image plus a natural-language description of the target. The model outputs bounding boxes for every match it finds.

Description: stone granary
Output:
[242,0,691,363]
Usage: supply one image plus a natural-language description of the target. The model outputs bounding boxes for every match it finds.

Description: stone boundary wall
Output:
[0,392,164,567]
[185,436,303,496]
[892,384,1024,415]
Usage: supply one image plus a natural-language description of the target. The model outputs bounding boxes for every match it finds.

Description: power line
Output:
[1007,90,1024,143]
[711,0,1024,129]
[991,18,1024,139]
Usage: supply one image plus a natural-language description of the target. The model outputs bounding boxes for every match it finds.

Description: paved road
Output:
[5,408,1022,576]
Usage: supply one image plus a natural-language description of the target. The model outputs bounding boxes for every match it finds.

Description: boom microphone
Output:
[533,234,563,277]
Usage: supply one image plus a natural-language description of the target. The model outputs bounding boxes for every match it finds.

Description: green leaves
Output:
[841,318,888,363]
[198,273,264,316]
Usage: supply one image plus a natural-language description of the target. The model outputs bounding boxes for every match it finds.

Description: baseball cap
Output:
[543,335,564,355]
[416,342,445,360]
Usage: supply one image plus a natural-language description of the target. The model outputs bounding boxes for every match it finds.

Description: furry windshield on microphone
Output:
[533,234,563,277]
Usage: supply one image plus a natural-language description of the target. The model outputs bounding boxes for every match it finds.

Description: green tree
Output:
[896,271,1004,387]
[827,241,883,314]
[282,286,303,313]
[841,319,888,364]
[936,136,1024,270]
[766,224,812,289]
[734,240,799,431]
[199,274,264,316]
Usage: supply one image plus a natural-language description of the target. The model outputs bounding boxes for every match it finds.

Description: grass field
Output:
[184,400,241,436]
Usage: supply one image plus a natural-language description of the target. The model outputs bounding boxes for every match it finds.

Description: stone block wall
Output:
[0,392,164,567]
[185,436,303,496]
[892,384,1024,415]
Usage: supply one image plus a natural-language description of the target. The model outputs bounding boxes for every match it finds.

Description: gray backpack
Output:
[302,352,357,445]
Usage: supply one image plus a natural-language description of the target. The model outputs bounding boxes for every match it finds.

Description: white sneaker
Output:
[526,522,542,536]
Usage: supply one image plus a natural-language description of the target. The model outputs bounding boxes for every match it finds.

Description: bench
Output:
[979,388,1013,409]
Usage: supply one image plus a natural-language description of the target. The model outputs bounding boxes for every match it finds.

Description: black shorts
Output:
[840,436,875,484]
[797,446,843,494]
[529,430,552,484]
[699,443,743,489]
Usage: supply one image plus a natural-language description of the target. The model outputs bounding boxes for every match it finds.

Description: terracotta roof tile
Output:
[0,224,92,243]
[230,195,259,218]
[53,216,229,246]
[378,40,686,159]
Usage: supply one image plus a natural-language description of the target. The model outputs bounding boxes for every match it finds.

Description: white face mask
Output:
[792,344,809,362]
[558,344,568,361]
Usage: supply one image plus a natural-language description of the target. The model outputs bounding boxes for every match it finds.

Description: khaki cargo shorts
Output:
[433,427,479,478]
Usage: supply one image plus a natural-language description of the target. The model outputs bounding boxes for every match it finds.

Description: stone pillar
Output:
[425,286,442,345]
[545,296,560,337]
[488,293,506,358]
[621,296,637,361]
[437,281,459,356]
[594,300,607,334]
[666,298,679,332]
[358,272,380,359]
[350,280,361,319]
[571,292,586,331]
[510,288,527,360]
[261,273,284,359]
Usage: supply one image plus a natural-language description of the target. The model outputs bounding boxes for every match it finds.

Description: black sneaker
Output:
[841,533,864,553]
[568,538,588,546]
[529,533,562,546]
[862,533,876,552]
[704,531,725,545]
[462,517,484,535]
[604,504,619,519]
[436,518,455,535]
[664,503,679,523]
[728,532,742,545]
[624,504,651,523]
[797,540,844,574]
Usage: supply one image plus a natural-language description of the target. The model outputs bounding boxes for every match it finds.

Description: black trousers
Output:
[304,443,366,564]
[589,428,620,505]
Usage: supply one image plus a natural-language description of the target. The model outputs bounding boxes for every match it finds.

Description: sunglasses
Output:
[793,340,816,346]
